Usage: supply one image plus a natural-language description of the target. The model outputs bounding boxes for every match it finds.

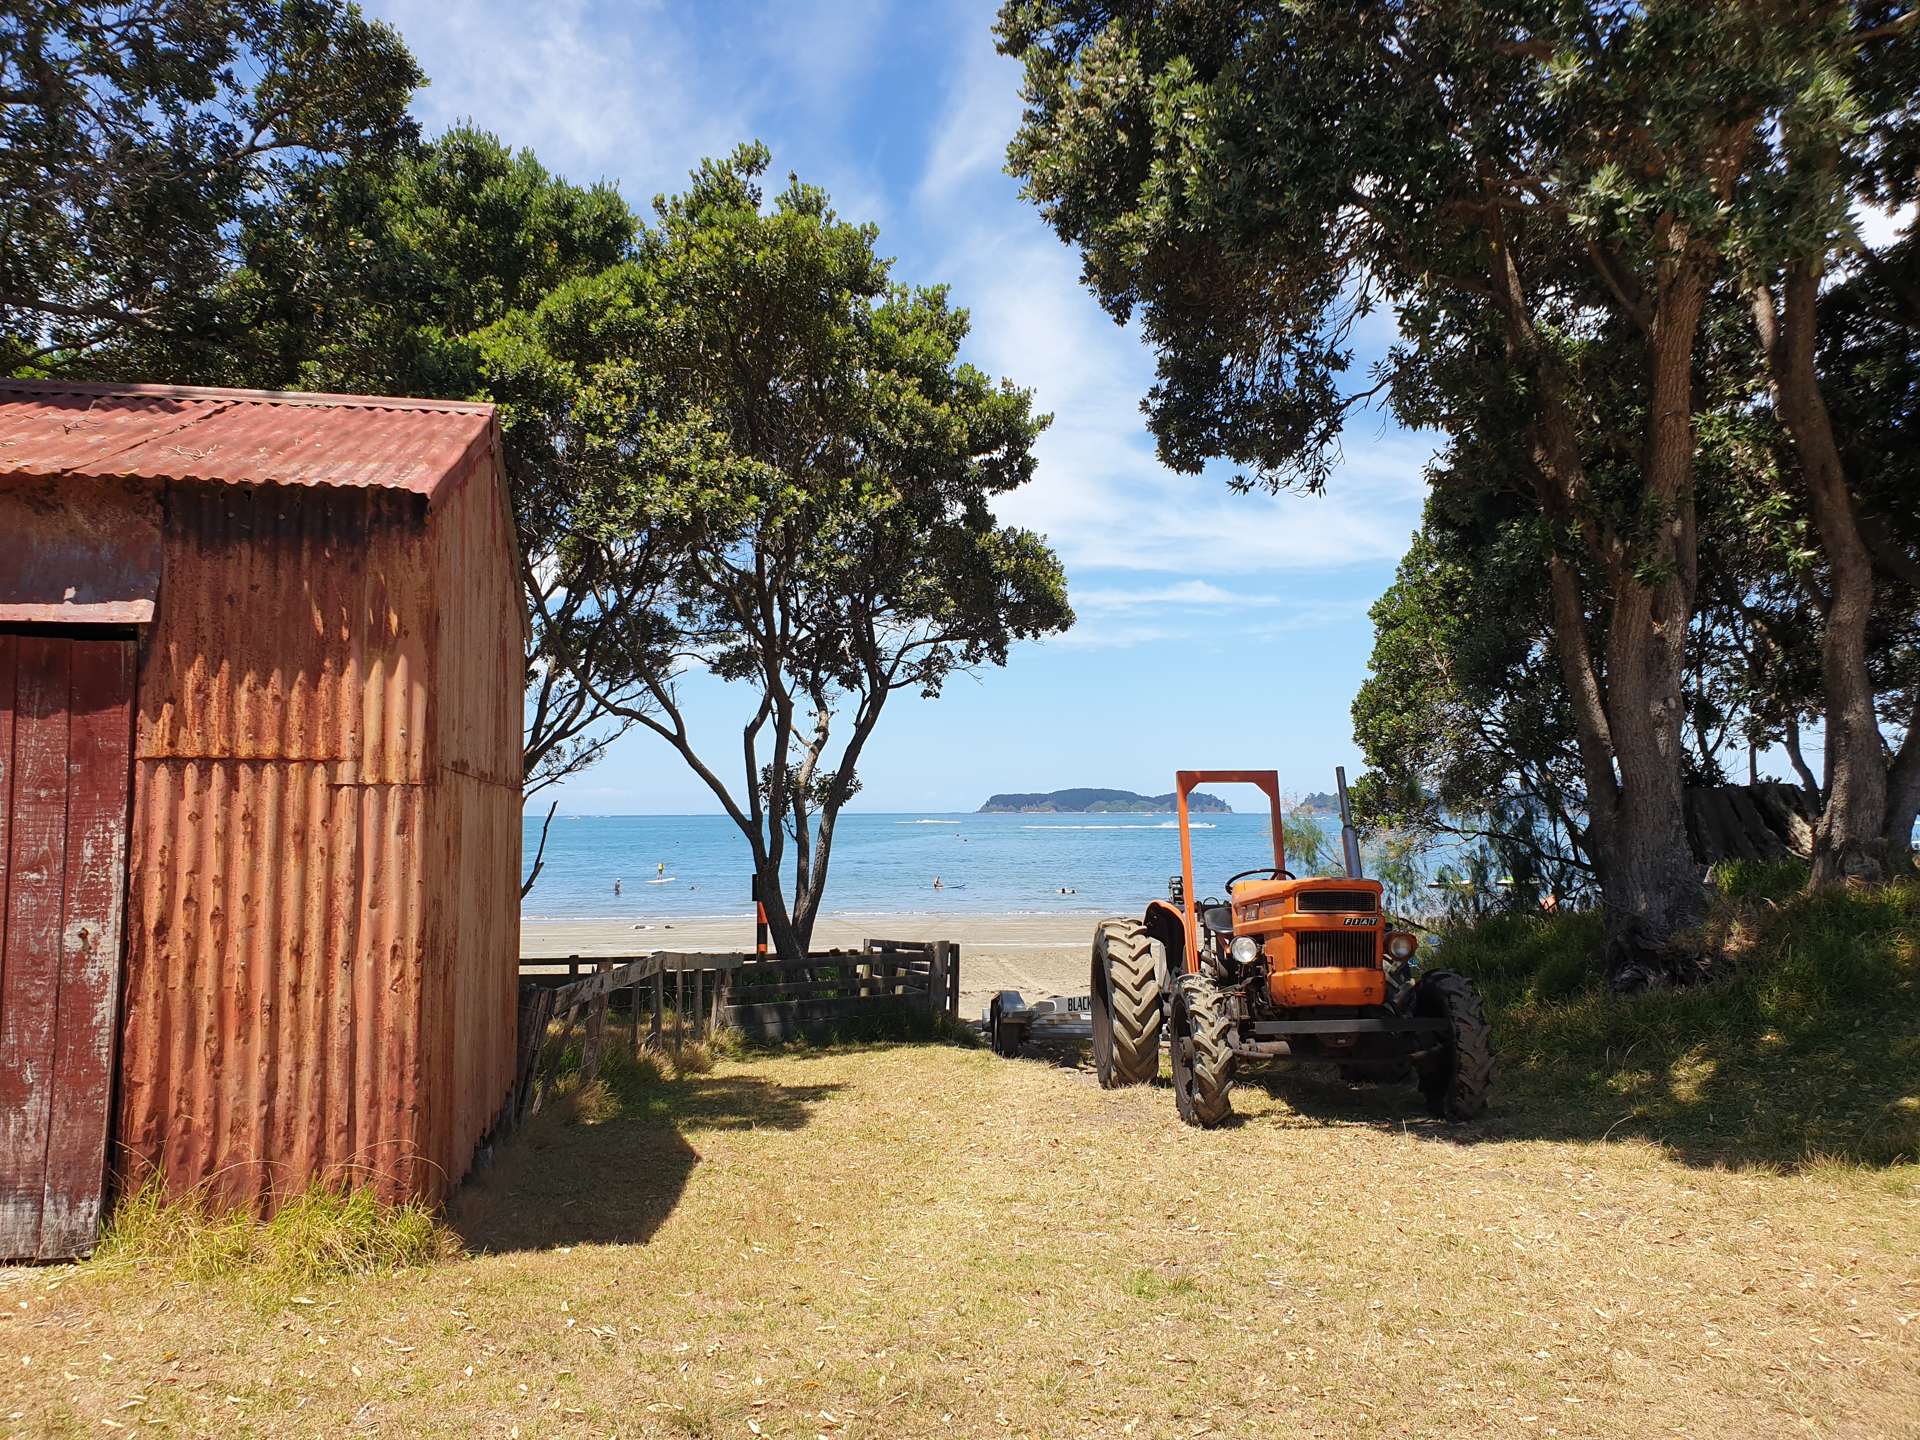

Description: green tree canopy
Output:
[492,146,1073,952]
[997,0,1919,979]
[1,0,421,369]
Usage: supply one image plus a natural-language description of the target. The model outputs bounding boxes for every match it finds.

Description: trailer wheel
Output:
[988,994,1026,1058]
[1169,974,1234,1128]
[1413,970,1495,1121]
[1091,919,1163,1087]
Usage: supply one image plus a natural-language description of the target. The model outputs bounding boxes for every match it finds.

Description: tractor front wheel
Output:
[1091,919,1164,1087]
[1169,973,1234,1128]
[1413,970,1495,1121]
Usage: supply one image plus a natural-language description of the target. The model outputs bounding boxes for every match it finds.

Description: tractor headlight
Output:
[1230,936,1261,968]
[1385,931,1419,962]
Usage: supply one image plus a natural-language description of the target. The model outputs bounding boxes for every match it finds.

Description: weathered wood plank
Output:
[37,640,134,1258]
[544,955,664,1017]
[724,995,924,1043]
[580,961,611,1087]
[0,638,72,1259]
[511,984,555,1123]
[726,977,930,1004]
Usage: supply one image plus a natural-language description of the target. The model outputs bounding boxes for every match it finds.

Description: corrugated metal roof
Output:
[0,380,495,503]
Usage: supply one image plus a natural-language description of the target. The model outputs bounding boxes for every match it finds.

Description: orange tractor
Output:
[1090,769,1493,1127]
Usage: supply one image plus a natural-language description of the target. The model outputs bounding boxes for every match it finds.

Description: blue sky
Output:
[367,0,1437,813]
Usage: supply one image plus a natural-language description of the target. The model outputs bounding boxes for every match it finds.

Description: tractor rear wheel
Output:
[1169,973,1234,1128]
[1413,970,1494,1121]
[1090,919,1163,1087]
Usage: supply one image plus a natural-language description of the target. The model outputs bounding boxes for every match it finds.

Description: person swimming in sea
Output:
[614,878,622,896]
[932,875,944,891]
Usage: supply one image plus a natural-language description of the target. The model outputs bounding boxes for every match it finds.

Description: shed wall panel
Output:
[428,449,524,786]
[424,771,520,1184]
[136,485,430,783]
[117,759,429,1210]
[416,447,522,1193]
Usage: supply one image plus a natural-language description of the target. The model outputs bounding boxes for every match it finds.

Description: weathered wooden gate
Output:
[0,633,135,1260]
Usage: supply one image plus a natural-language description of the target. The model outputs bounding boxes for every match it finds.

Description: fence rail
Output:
[511,940,959,1120]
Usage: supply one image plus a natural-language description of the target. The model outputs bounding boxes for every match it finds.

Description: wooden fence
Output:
[512,940,959,1119]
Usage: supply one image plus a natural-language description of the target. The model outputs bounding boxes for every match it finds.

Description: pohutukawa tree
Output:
[0,0,421,368]
[1736,3,1920,885]
[496,146,1072,956]
[995,0,1912,979]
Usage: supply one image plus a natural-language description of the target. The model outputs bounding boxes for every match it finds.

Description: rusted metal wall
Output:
[1,394,522,1221]
[419,443,522,1194]
[116,483,442,1210]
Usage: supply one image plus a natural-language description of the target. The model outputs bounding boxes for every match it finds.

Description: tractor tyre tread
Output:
[1415,969,1495,1122]
[1091,919,1163,1088]
[1171,973,1234,1128]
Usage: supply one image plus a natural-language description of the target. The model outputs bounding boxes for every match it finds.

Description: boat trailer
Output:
[985,990,1093,1058]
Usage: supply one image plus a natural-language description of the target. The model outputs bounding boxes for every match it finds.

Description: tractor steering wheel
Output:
[1224,866,1293,890]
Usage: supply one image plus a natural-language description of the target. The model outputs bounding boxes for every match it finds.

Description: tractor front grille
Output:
[1292,931,1380,969]
[1295,889,1377,914]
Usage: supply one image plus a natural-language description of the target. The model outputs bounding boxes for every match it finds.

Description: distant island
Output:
[978,787,1232,814]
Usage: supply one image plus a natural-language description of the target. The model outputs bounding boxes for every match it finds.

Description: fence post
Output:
[674,954,685,1060]
[650,962,664,1049]
[693,967,707,1041]
[581,960,611,1085]
[945,942,960,1019]
[928,943,949,1021]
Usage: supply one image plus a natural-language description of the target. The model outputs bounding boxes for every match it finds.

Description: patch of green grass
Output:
[1431,881,1920,1169]
[1120,1267,1200,1301]
[1710,856,1812,903]
[95,1180,455,1289]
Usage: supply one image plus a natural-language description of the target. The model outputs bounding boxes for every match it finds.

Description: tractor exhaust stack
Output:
[1336,766,1363,879]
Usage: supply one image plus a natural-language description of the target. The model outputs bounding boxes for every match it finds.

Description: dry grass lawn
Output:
[4,1038,1917,1439]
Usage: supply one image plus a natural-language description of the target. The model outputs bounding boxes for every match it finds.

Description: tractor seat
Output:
[1202,902,1234,937]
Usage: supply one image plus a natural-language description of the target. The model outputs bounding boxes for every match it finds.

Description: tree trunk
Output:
[1783,719,1822,808]
[1753,269,1888,886]
[1592,262,1708,987]
[1884,705,1920,878]
[751,853,808,960]
[1493,231,1706,981]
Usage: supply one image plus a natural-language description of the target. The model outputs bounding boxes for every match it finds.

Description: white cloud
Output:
[367,0,749,198]
[916,28,1026,204]
[1073,581,1248,610]
[905,39,1432,586]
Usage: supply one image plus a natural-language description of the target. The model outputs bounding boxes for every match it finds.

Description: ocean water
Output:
[522,811,1314,920]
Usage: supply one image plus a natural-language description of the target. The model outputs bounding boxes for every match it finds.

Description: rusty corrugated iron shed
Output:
[0,380,493,502]
[0,380,522,1230]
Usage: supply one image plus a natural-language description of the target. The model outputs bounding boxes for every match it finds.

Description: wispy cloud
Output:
[370,0,751,196]
[916,28,1025,204]
[903,17,1430,587]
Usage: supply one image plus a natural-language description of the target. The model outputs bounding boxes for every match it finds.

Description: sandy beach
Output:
[522,909,1103,1019]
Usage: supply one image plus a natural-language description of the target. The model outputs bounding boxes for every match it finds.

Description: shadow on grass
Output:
[449,1073,844,1253]
[1253,880,1920,1173]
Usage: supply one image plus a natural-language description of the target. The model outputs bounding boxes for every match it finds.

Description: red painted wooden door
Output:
[0,633,136,1260]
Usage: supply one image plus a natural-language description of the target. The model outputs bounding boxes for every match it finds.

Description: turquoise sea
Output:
[521,811,1310,921]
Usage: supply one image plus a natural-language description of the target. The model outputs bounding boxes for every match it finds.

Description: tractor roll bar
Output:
[1174,770,1285,974]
